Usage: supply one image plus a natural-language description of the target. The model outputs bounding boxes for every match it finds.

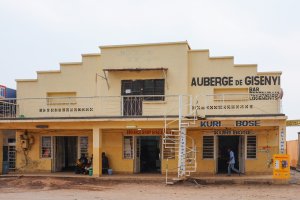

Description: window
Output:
[0,86,5,98]
[247,136,257,159]
[41,136,52,158]
[143,79,165,101]
[79,136,88,157]
[203,136,214,159]
[47,92,77,105]
[123,136,133,159]
[121,79,165,101]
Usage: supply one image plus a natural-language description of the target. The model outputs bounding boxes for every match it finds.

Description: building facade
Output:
[0,41,286,177]
[0,85,16,174]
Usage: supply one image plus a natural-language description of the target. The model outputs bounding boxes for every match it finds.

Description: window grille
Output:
[203,136,214,159]
[123,136,133,159]
[79,136,88,157]
[247,136,257,159]
[41,136,52,158]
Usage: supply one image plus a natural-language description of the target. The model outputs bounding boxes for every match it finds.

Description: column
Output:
[93,127,103,177]
[297,132,300,170]
[278,126,286,154]
[0,131,3,175]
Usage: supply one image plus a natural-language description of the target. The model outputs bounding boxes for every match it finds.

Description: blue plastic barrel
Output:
[108,169,113,175]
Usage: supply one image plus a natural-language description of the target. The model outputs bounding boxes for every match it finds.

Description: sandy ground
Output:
[0,172,300,200]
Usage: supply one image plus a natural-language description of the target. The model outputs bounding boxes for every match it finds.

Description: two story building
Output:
[0,41,286,177]
[0,85,16,174]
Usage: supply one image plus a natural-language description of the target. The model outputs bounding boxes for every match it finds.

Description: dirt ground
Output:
[0,172,300,200]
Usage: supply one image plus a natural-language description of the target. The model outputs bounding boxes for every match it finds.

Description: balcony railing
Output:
[0,94,282,119]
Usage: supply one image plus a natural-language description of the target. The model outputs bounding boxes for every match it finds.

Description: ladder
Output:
[163,95,198,184]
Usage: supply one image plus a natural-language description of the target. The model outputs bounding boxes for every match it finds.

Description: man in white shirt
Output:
[227,148,240,176]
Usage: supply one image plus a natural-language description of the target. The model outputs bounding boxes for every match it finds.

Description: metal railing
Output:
[0,93,282,119]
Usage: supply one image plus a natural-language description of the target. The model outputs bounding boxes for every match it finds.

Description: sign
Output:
[286,120,300,127]
[279,129,285,154]
[273,154,290,179]
[126,129,166,135]
[214,130,254,135]
[199,120,261,128]
[191,76,280,87]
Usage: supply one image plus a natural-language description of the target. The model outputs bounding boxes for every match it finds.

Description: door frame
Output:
[239,135,245,173]
[134,136,141,173]
[216,135,245,174]
[133,135,162,173]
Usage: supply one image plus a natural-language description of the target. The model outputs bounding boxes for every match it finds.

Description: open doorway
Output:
[53,136,78,172]
[217,136,243,174]
[134,136,161,173]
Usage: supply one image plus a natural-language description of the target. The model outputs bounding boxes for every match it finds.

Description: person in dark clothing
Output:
[79,154,88,166]
[102,152,109,174]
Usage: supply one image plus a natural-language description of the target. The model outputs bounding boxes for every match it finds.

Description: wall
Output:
[245,129,278,174]
[188,50,282,116]
[287,140,298,168]
[15,130,92,173]
[102,131,133,173]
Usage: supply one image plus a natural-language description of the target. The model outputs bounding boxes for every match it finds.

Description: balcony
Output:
[0,94,282,120]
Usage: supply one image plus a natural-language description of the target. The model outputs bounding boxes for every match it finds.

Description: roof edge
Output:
[99,41,191,49]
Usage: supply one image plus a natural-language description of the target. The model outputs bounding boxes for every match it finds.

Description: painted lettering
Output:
[200,121,221,127]
[236,120,260,127]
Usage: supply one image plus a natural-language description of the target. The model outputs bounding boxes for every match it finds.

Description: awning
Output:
[98,68,168,90]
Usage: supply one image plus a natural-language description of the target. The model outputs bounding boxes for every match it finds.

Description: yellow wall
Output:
[287,140,298,168]
[102,131,133,173]
[15,130,92,173]
[16,41,282,118]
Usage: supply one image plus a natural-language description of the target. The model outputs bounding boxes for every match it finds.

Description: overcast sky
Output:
[0,0,299,140]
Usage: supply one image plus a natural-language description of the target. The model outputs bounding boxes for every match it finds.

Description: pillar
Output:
[93,127,102,177]
[278,125,286,154]
[0,131,3,174]
[297,132,300,170]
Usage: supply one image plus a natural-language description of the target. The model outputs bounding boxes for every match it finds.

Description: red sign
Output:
[126,129,168,135]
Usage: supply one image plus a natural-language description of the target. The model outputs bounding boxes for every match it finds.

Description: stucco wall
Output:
[15,130,92,173]
[287,140,298,168]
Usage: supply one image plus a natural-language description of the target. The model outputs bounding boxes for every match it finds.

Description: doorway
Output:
[53,136,78,172]
[134,136,161,173]
[217,136,244,174]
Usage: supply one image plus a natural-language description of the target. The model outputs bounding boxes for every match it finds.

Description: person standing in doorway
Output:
[227,148,240,176]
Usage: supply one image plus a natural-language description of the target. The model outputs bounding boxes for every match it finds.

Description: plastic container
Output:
[2,161,9,174]
[108,169,113,175]
[89,168,93,176]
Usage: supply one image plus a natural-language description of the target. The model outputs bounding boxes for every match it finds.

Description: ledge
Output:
[99,41,190,49]
[37,70,61,74]
[15,79,38,82]
[209,56,234,60]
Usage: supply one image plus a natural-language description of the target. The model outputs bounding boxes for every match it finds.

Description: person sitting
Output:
[84,154,93,174]
[79,153,88,166]
[75,154,88,174]
[75,159,84,174]
[102,152,109,174]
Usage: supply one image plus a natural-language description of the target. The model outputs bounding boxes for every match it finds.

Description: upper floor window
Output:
[121,79,165,101]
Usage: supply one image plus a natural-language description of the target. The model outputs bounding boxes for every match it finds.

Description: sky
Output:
[0,0,299,140]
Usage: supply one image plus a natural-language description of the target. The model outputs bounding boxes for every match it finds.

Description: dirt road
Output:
[0,176,299,200]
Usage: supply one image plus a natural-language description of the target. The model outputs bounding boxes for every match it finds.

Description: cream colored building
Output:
[0,41,286,177]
